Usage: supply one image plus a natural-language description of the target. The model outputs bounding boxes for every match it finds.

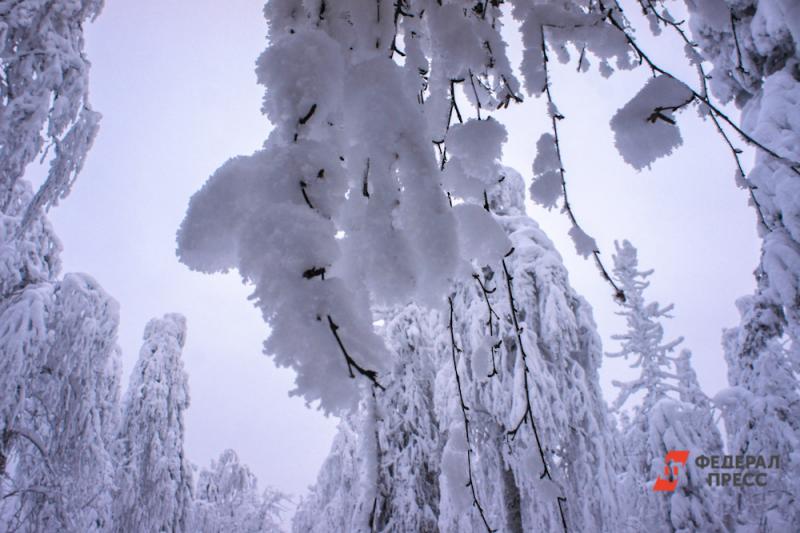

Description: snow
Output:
[530,133,563,208]
[446,118,508,184]
[4,0,800,531]
[610,75,693,170]
[568,225,598,259]
[453,203,511,266]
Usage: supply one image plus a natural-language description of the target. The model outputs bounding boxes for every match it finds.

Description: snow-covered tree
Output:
[607,240,684,413]
[175,0,800,531]
[684,0,800,359]
[716,293,800,531]
[0,0,103,225]
[295,173,622,532]
[0,274,121,532]
[113,314,193,533]
[681,3,800,528]
[1,3,116,530]
[192,449,287,533]
[608,240,726,533]
[291,412,366,532]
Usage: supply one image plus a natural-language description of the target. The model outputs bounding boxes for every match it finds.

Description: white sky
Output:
[46,0,759,509]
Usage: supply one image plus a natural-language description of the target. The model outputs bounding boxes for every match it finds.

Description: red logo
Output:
[653,450,690,492]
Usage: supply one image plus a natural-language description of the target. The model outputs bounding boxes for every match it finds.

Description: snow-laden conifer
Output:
[113,314,193,533]
[608,241,726,533]
[716,293,800,531]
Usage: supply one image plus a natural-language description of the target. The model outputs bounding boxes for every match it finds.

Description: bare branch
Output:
[472,272,500,378]
[540,28,625,302]
[327,315,384,390]
[447,297,495,533]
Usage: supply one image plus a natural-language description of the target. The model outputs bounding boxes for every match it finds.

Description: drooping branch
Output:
[468,69,483,120]
[501,252,568,532]
[636,0,771,231]
[540,28,625,302]
[603,1,800,174]
[447,297,495,533]
[362,158,371,198]
[327,315,384,390]
[472,272,500,378]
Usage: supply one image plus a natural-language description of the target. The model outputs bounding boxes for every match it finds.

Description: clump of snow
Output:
[446,118,507,183]
[610,76,693,170]
[453,204,511,266]
[568,225,598,258]
[530,133,562,208]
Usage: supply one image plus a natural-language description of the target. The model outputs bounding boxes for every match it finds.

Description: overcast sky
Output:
[46,0,759,507]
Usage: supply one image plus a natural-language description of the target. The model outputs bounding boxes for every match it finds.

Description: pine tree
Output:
[192,449,287,533]
[371,304,442,532]
[608,241,725,533]
[607,240,683,413]
[113,314,193,533]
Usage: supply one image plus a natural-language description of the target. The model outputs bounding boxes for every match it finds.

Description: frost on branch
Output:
[296,174,622,532]
[177,0,529,411]
[514,4,634,94]
[610,76,693,170]
[0,0,103,224]
[529,133,562,208]
[0,274,121,532]
[193,449,287,533]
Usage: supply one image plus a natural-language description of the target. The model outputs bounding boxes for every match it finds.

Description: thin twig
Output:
[540,27,625,301]
[472,273,500,378]
[327,315,384,390]
[501,251,568,532]
[636,0,771,231]
[603,2,800,174]
[447,297,495,533]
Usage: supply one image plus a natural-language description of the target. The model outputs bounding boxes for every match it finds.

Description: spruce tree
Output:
[609,240,725,533]
[113,314,193,533]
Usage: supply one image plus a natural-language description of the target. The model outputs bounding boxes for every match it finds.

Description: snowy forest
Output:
[1,0,799,531]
